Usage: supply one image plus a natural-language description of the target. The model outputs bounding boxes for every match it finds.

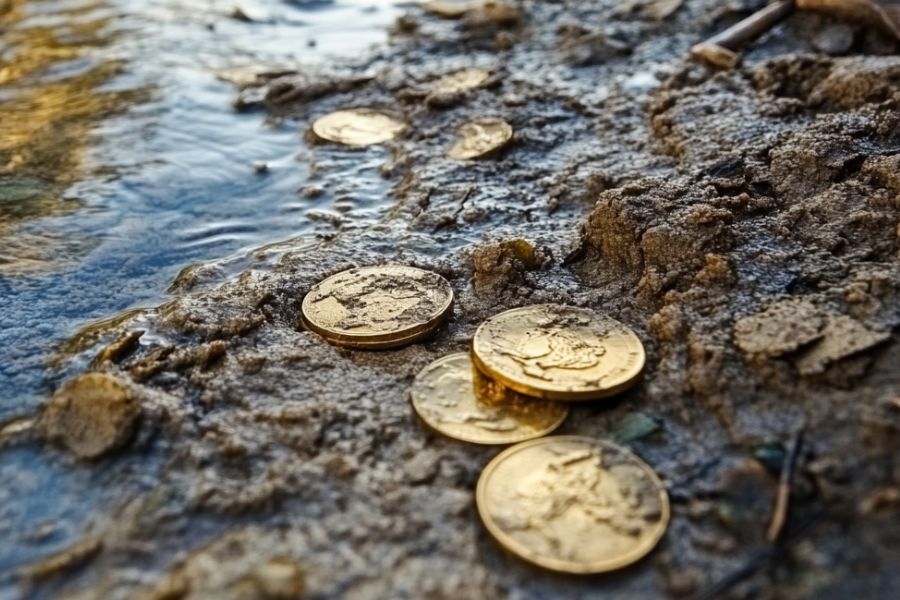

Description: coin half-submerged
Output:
[410,352,568,445]
[476,436,670,574]
[431,68,490,94]
[447,117,513,160]
[311,108,405,146]
[471,304,645,401]
[301,265,453,349]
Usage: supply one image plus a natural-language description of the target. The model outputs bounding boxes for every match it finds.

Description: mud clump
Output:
[38,373,140,460]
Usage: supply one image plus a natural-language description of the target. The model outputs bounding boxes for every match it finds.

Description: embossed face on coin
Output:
[410,353,568,445]
[447,117,513,160]
[471,304,645,400]
[301,265,453,349]
[311,109,405,146]
[431,68,490,94]
[477,436,670,574]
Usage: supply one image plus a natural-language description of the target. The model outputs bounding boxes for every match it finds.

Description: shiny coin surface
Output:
[471,304,645,400]
[476,436,670,574]
[301,265,453,349]
[447,117,512,160]
[311,109,405,146]
[431,68,490,94]
[410,353,568,445]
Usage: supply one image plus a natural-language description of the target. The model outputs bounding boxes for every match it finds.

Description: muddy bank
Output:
[4,0,900,598]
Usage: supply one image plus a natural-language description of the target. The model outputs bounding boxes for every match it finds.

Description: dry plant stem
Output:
[691,0,795,66]
[766,430,805,543]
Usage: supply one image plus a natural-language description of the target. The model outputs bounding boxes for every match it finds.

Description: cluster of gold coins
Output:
[302,265,671,575]
[308,69,512,160]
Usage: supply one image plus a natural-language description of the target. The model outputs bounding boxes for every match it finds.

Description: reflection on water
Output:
[0,0,403,416]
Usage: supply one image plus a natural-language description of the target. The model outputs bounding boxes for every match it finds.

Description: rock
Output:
[403,449,440,484]
[813,24,855,56]
[612,412,661,443]
[794,315,891,375]
[39,373,140,460]
[472,239,544,296]
[733,298,826,358]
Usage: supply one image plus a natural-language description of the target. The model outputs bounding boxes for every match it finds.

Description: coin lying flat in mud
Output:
[471,304,645,401]
[311,109,405,146]
[447,117,513,160]
[410,352,568,445]
[476,436,670,574]
[425,0,476,18]
[431,68,490,94]
[301,265,453,349]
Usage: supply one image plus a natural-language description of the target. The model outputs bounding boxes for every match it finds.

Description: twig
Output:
[767,430,804,543]
[691,0,795,67]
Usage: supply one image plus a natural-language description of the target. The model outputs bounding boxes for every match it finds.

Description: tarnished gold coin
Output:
[425,0,476,18]
[431,68,490,94]
[311,109,405,146]
[410,353,568,445]
[477,436,670,574]
[301,265,453,349]
[471,304,645,400]
[447,117,513,160]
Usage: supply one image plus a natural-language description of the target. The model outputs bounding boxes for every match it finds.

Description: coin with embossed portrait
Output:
[447,117,513,160]
[471,304,645,401]
[410,352,568,445]
[311,108,405,146]
[301,265,453,349]
[477,436,669,574]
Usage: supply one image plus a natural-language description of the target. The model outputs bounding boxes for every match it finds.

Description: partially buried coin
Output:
[311,108,405,146]
[410,352,568,445]
[425,0,476,18]
[447,117,512,160]
[431,68,490,94]
[476,436,670,574]
[301,265,453,350]
[471,304,645,401]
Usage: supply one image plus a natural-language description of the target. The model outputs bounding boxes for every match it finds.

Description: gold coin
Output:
[301,265,453,349]
[410,353,568,445]
[447,117,513,160]
[425,0,476,18]
[471,304,645,401]
[476,436,670,574]
[431,68,490,94]
[311,109,405,146]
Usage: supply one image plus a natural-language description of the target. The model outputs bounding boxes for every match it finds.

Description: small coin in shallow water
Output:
[447,117,513,160]
[471,304,645,400]
[311,108,405,146]
[476,435,670,574]
[410,352,568,445]
[431,68,490,94]
[301,265,453,350]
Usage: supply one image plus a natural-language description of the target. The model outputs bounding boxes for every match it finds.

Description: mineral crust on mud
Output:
[7,1,900,599]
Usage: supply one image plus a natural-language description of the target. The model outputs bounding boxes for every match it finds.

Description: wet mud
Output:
[3,0,900,598]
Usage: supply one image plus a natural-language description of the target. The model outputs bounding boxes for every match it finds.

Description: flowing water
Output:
[0,0,404,418]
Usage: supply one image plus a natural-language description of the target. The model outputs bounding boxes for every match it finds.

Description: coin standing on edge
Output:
[410,352,569,445]
[447,117,513,160]
[471,304,645,401]
[301,265,453,350]
[311,109,405,146]
[476,436,670,574]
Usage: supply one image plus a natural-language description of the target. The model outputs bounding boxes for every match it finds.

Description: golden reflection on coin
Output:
[301,265,453,349]
[431,68,490,94]
[410,353,568,445]
[477,436,670,574]
[447,117,513,160]
[311,108,405,146]
[471,304,645,400]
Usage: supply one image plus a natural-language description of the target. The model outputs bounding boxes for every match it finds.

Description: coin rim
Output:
[471,304,646,401]
[410,352,569,445]
[447,117,513,160]
[475,435,671,574]
[301,265,454,346]
[431,68,490,94]
[310,108,406,146]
